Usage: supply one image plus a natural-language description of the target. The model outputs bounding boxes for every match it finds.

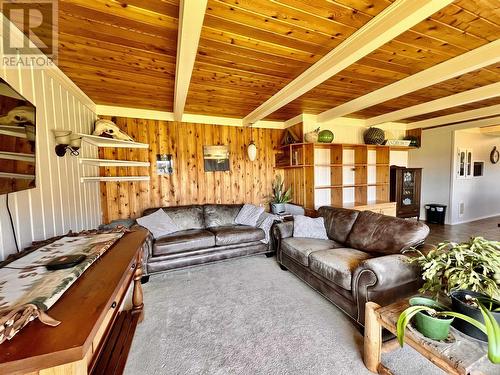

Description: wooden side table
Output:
[364,300,495,375]
[0,229,148,375]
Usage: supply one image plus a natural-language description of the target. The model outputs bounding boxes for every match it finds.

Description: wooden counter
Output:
[0,229,148,375]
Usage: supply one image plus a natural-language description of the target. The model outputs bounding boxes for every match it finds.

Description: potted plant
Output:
[397,297,500,364]
[450,290,500,341]
[269,175,292,214]
[404,237,500,339]
[406,297,454,341]
[405,237,500,299]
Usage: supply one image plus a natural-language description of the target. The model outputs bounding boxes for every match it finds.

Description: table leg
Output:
[132,259,144,323]
[364,301,382,373]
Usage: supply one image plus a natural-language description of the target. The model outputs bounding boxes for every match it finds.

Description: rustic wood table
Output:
[364,299,499,375]
[0,229,148,375]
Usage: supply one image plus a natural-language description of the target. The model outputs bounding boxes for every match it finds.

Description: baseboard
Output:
[451,212,500,225]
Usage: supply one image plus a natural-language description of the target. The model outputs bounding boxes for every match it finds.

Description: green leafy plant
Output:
[397,298,500,364]
[269,175,292,203]
[405,237,500,299]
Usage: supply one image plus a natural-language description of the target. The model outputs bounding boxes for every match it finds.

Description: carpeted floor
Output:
[124,255,444,375]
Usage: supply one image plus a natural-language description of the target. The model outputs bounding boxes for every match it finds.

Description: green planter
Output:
[409,297,454,341]
[318,130,334,143]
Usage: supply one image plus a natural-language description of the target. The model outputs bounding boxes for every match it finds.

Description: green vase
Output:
[409,297,454,341]
[318,130,334,143]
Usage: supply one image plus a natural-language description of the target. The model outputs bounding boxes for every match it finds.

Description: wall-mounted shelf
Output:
[78,134,149,149]
[79,158,150,167]
[0,125,27,138]
[0,151,35,163]
[0,172,35,180]
[81,176,150,183]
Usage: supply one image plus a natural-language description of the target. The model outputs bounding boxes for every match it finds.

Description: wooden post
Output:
[364,301,382,373]
[132,255,144,322]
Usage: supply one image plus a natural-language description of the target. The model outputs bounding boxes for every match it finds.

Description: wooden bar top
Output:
[0,229,148,374]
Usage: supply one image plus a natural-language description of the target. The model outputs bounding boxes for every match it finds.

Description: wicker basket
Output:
[363,127,385,145]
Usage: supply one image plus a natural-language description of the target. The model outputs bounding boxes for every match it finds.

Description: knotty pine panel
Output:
[99,117,282,223]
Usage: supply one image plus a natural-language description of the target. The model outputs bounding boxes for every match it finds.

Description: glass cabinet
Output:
[390,166,422,219]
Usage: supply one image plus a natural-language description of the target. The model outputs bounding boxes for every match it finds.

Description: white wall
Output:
[407,126,454,223]
[0,19,101,260]
[407,122,499,224]
[450,129,500,224]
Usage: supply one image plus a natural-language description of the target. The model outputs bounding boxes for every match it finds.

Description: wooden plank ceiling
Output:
[57,0,500,122]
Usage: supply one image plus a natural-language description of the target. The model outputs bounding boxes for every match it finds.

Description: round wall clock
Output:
[490,146,499,164]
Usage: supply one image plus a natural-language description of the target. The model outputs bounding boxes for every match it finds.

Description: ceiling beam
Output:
[317,40,500,123]
[407,104,500,130]
[173,0,208,121]
[366,82,500,126]
[241,0,454,125]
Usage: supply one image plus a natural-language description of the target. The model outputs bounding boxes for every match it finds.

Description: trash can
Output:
[425,204,447,224]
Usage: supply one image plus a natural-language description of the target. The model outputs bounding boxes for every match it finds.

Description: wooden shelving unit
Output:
[275,142,391,211]
[0,151,35,163]
[0,172,35,180]
[78,134,148,149]
[78,135,150,183]
[79,158,150,167]
[81,176,150,183]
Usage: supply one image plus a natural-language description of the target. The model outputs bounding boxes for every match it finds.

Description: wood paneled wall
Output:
[99,116,282,223]
[0,55,100,260]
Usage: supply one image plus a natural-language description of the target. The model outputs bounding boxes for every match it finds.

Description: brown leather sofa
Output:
[135,204,270,279]
[273,206,430,327]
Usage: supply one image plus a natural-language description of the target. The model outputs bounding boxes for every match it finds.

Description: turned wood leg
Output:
[364,302,382,373]
[132,259,144,323]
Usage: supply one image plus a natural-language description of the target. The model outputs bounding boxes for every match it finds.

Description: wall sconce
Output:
[52,129,82,157]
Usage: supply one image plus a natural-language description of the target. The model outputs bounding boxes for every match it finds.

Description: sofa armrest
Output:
[352,254,422,325]
[271,221,294,262]
[131,224,153,276]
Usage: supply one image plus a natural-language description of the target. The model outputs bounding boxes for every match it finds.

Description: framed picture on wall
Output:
[203,145,230,172]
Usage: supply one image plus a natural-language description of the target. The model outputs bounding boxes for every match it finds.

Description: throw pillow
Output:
[235,204,265,227]
[256,212,279,244]
[293,215,328,240]
[136,209,180,239]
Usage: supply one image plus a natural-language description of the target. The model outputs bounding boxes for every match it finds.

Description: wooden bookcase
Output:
[276,143,392,211]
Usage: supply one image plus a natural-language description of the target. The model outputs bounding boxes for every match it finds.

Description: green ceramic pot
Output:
[318,129,334,143]
[409,297,454,341]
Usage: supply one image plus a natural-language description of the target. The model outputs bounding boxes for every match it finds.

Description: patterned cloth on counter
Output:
[0,229,126,344]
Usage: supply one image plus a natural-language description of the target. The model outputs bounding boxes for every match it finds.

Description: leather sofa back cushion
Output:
[318,206,359,243]
[346,210,430,255]
[143,205,204,231]
[204,204,242,227]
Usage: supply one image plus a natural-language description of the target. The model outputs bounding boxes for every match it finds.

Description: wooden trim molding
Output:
[367,82,500,126]
[174,0,208,121]
[318,40,500,123]
[95,105,284,129]
[242,0,453,125]
[407,104,500,130]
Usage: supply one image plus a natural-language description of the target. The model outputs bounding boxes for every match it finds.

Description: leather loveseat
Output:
[273,206,430,327]
[136,204,271,278]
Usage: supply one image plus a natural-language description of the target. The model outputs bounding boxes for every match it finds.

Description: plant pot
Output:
[409,297,454,341]
[450,290,500,342]
[271,203,286,214]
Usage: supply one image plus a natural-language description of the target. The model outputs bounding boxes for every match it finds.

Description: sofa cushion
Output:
[143,205,204,231]
[204,204,242,228]
[152,229,215,256]
[293,215,328,239]
[235,204,265,226]
[282,237,342,266]
[208,225,265,246]
[137,209,179,239]
[309,248,373,290]
[318,206,360,243]
[346,210,430,255]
